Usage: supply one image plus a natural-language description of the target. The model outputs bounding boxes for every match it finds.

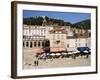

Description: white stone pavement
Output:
[23,48,91,69]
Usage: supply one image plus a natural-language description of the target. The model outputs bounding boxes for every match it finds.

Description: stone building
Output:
[23,24,91,52]
[66,37,91,51]
[49,28,67,48]
[23,25,53,48]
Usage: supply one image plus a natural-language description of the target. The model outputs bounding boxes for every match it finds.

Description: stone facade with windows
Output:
[49,28,67,50]
[23,24,91,52]
[66,37,91,51]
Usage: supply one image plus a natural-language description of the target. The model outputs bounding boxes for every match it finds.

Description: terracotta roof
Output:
[49,28,66,34]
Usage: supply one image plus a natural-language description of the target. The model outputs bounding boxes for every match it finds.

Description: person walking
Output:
[36,60,39,66]
[34,60,37,66]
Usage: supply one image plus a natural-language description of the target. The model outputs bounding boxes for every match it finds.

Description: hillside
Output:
[23,16,90,30]
[72,19,91,29]
[23,16,71,26]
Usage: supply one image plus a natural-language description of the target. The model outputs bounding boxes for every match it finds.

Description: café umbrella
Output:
[36,48,44,54]
[55,53,61,56]
[50,53,56,56]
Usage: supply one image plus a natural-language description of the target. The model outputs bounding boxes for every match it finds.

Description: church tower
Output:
[42,16,47,26]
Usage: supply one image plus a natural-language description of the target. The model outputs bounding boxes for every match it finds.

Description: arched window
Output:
[42,41,44,47]
[30,42,32,48]
[38,41,40,47]
[34,41,36,47]
[26,42,28,47]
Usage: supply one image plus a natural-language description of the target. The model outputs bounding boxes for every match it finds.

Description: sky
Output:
[23,10,91,24]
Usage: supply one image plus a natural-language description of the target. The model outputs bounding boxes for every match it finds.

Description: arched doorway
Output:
[38,41,40,47]
[30,42,32,48]
[26,41,29,47]
[34,41,36,47]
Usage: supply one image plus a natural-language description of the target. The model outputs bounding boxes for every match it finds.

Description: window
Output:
[57,35,59,39]
[34,41,36,47]
[75,43,77,47]
[86,43,87,47]
[56,40,60,44]
[30,42,32,48]
[61,35,63,39]
[35,36,37,40]
[23,36,25,38]
[38,41,40,47]
[53,34,55,40]
[67,44,69,48]
[23,42,24,47]
[61,42,64,46]
[42,41,44,47]
[42,30,45,35]
[26,42,28,47]
[76,39,77,42]
[79,43,80,47]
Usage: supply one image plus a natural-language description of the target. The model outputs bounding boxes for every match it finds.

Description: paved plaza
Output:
[23,48,91,69]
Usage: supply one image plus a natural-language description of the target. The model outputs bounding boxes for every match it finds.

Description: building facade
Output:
[23,24,91,52]
[23,25,53,48]
[49,28,67,49]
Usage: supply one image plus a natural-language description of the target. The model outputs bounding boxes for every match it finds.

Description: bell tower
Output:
[42,16,47,26]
